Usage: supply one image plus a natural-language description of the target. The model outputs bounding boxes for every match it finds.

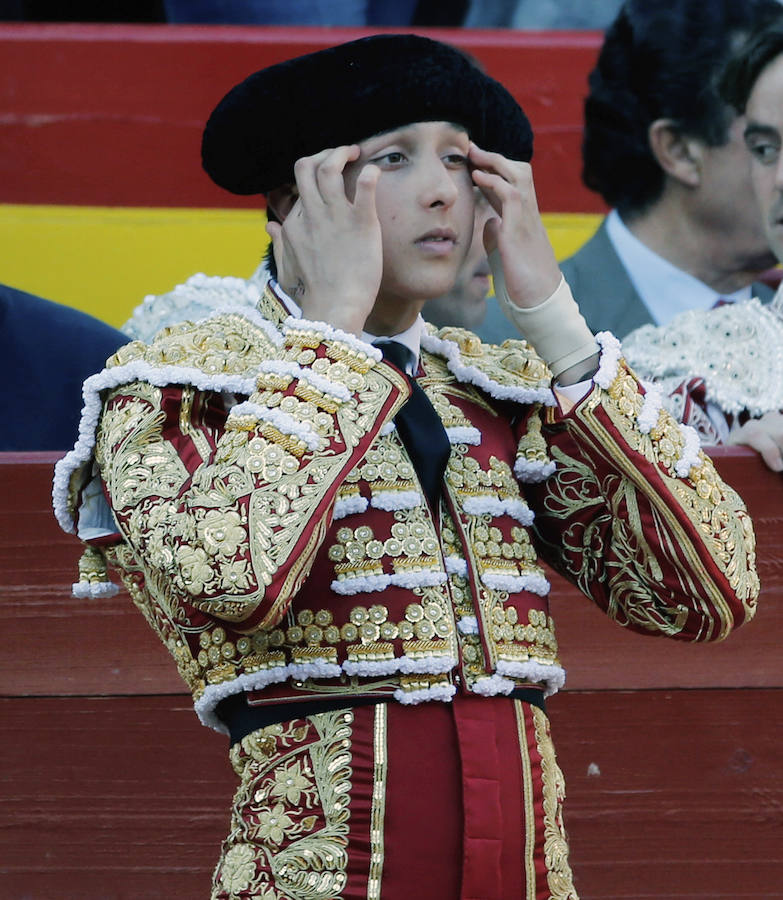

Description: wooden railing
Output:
[2,448,782,899]
[2,22,782,900]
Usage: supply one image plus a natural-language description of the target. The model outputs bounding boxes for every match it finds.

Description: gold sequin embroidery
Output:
[212,709,355,899]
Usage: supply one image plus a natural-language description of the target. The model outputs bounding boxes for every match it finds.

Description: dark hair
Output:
[264,203,278,281]
[721,15,783,114]
[582,0,781,215]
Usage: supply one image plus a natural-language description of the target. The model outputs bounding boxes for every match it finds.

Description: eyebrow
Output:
[744,122,781,142]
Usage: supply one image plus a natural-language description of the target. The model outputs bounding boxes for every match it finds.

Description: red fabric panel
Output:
[380,700,463,899]
[455,698,505,899]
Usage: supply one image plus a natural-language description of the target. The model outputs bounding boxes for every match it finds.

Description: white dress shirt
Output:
[606,209,752,325]
[272,279,592,406]
[271,280,424,375]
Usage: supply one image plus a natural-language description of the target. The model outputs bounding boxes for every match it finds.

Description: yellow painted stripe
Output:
[0,203,602,329]
[543,212,604,260]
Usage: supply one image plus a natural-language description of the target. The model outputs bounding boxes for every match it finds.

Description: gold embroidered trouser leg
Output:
[210,697,577,899]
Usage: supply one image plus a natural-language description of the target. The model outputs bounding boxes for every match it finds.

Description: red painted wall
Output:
[2,449,782,898]
[0,23,605,212]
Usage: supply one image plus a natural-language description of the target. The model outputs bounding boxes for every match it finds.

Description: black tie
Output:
[378,341,451,509]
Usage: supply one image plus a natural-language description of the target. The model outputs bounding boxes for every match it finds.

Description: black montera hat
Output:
[202,34,533,195]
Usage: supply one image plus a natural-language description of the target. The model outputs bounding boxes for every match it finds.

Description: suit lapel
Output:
[561,219,655,338]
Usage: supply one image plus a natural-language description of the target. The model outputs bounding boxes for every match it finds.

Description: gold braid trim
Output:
[556,362,758,638]
[533,706,579,899]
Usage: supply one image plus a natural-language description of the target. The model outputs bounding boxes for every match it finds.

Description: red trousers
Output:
[211,695,578,899]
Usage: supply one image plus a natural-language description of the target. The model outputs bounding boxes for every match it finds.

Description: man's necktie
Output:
[378,341,451,509]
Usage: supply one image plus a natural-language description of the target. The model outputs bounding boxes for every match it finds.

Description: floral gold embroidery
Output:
[533,706,578,900]
[212,710,354,900]
[564,366,759,638]
[218,843,257,895]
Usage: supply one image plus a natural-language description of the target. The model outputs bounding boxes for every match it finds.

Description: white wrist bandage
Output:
[490,250,599,379]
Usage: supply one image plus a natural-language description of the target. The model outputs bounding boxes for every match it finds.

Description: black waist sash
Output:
[217,688,547,745]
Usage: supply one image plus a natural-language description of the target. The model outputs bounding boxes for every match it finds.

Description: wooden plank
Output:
[0,452,184,695]
[0,23,604,212]
[0,695,232,899]
[1,690,780,899]
[3,448,781,696]
[550,581,783,690]
[555,690,783,899]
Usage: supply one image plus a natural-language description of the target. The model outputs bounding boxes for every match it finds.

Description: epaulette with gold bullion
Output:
[421,324,556,407]
[107,307,281,382]
[53,307,284,537]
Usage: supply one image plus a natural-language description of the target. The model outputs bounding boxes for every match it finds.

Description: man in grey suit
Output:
[559,0,781,339]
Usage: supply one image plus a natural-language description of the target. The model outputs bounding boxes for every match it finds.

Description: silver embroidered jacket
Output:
[54,281,759,733]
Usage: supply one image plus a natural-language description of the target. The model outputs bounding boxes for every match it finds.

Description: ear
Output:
[266,184,299,221]
[648,118,703,188]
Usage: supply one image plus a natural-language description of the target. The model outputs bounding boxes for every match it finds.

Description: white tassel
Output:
[514,458,556,483]
[480,571,551,596]
[333,495,369,520]
[390,570,447,589]
[343,654,457,677]
[330,574,391,595]
[461,495,534,526]
[446,426,482,446]
[637,381,664,435]
[457,615,479,634]
[593,331,623,389]
[72,581,120,599]
[370,490,422,511]
[445,556,468,577]
[674,423,702,478]
[393,683,457,705]
[471,674,515,696]
[496,659,566,697]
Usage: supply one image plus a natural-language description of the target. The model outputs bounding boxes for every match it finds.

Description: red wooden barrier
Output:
[4,27,778,897]
[1,449,782,898]
[0,23,604,212]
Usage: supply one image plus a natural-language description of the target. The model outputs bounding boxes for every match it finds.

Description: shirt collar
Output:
[772,281,783,314]
[271,279,425,375]
[606,209,752,325]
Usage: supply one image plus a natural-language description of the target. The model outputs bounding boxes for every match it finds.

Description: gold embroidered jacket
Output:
[54,284,759,732]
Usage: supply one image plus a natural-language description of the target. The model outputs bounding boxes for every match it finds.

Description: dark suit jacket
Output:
[474,295,519,344]
[0,284,127,451]
[559,219,774,338]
